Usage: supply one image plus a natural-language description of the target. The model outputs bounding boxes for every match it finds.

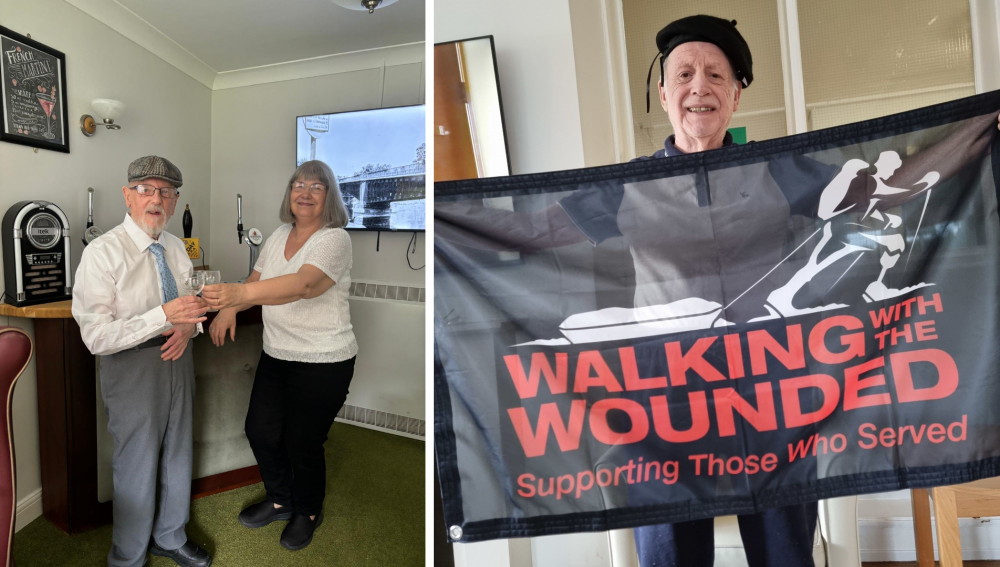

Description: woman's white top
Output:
[254,223,358,363]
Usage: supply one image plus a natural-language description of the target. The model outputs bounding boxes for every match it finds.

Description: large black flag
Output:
[435,91,1000,543]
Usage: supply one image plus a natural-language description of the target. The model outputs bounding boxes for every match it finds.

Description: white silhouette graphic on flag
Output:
[523,152,941,346]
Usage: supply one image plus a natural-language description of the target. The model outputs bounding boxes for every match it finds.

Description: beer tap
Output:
[82,187,103,245]
[237,193,244,244]
[236,194,262,281]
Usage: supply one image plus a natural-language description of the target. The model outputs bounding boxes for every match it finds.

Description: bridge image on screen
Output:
[296,104,426,231]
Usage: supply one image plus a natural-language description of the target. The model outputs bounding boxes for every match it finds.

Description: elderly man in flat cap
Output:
[73,156,212,567]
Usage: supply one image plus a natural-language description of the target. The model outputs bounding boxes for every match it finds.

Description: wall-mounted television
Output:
[296,104,425,231]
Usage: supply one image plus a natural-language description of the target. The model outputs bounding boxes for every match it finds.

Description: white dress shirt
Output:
[72,213,196,356]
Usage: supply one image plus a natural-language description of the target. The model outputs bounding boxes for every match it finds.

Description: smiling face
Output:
[659,41,742,153]
[289,176,328,225]
[122,179,178,238]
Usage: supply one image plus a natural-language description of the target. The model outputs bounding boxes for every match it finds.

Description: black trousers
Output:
[245,352,356,516]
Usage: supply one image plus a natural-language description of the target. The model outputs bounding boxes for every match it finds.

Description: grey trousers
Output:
[99,341,195,567]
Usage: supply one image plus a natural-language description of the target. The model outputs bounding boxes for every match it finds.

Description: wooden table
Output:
[0,300,110,533]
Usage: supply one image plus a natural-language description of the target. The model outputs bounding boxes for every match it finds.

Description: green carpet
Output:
[13,422,425,566]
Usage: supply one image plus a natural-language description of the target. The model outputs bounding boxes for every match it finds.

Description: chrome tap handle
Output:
[236,193,244,244]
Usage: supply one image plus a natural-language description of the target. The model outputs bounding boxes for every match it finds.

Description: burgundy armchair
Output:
[0,327,32,566]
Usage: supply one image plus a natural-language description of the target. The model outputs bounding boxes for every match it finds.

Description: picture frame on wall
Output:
[0,25,69,153]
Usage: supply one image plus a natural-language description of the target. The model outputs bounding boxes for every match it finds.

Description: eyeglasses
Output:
[291,182,327,194]
[129,184,180,199]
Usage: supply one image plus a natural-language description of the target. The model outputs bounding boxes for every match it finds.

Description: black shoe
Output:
[149,540,212,567]
[280,512,324,551]
[239,500,293,528]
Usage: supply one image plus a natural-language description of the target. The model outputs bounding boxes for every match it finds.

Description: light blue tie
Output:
[149,243,178,303]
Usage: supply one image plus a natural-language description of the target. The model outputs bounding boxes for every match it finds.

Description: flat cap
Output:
[127,155,183,188]
[656,15,753,88]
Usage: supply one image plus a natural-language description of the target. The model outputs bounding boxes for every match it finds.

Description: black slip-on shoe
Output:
[239,499,293,528]
[149,540,212,567]
[280,512,324,551]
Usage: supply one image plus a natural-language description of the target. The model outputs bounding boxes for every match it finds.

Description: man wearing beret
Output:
[73,156,212,567]
[619,15,817,567]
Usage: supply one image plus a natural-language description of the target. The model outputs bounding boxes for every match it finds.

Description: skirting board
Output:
[14,488,42,533]
[859,508,1000,562]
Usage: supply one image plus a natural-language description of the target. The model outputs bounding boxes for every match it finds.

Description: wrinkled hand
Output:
[202,283,247,311]
[163,295,208,325]
[160,323,196,361]
[209,309,238,347]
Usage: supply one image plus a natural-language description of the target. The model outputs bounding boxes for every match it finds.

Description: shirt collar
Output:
[122,213,161,252]
[663,131,734,157]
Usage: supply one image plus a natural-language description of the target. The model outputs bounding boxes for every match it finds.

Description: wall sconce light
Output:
[330,0,399,14]
[80,98,125,136]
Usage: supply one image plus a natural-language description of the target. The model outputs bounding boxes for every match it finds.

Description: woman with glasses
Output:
[202,160,357,551]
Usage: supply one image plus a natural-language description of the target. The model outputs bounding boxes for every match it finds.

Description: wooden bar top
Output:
[0,267,214,321]
[0,300,261,324]
[0,300,73,319]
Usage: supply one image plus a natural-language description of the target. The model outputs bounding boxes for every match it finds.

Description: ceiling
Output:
[76,0,425,77]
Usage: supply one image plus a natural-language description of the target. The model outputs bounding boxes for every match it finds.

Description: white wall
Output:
[567,0,628,166]
[0,0,212,531]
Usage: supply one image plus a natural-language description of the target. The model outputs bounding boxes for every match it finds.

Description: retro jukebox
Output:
[2,201,72,306]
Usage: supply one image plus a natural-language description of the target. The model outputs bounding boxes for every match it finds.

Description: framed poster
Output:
[0,26,69,152]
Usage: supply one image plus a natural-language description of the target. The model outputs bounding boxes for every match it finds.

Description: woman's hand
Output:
[209,308,238,346]
[202,283,247,311]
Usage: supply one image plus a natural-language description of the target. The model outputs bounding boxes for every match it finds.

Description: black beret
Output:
[656,15,753,88]
[127,155,183,188]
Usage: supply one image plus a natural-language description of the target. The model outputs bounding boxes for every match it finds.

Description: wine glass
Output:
[180,272,205,296]
[201,270,222,310]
